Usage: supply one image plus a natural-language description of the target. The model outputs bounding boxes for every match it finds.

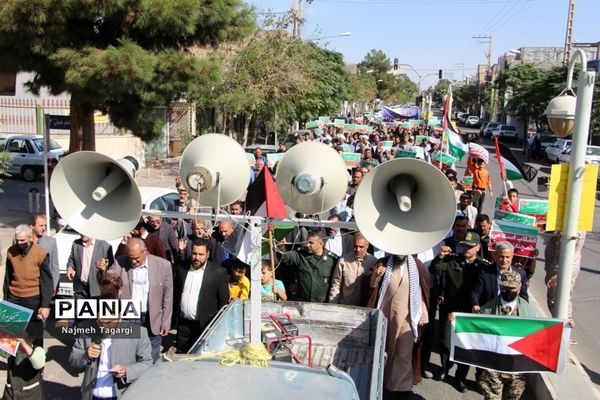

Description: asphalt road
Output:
[0,133,598,399]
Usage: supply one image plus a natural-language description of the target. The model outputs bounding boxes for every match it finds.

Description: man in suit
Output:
[471,241,528,313]
[115,219,167,260]
[146,215,178,263]
[175,239,228,353]
[66,234,115,299]
[324,214,354,257]
[29,214,60,292]
[110,238,173,362]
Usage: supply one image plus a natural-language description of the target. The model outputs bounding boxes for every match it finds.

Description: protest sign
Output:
[344,123,357,132]
[341,144,352,152]
[395,149,417,159]
[462,176,473,191]
[0,338,20,357]
[518,199,548,215]
[305,120,320,129]
[0,300,34,356]
[400,122,410,128]
[334,119,345,127]
[489,220,538,258]
[434,152,457,166]
[494,210,537,226]
[415,135,429,143]
[246,153,256,167]
[266,153,285,168]
[361,160,379,168]
[341,152,361,169]
[382,141,394,150]
[319,116,330,122]
[546,164,598,231]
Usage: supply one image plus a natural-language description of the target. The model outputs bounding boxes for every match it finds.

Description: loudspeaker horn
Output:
[50,152,141,241]
[179,134,250,207]
[354,158,456,255]
[276,142,348,214]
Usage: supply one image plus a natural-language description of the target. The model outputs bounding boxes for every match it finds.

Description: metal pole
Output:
[248,217,264,345]
[43,114,51,232]
[35,104,44,135]
[556,49,595,319]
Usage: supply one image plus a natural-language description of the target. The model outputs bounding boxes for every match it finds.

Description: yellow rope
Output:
[163,343,271,368]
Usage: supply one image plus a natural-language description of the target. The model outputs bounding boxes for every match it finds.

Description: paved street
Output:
[0,134,599,399]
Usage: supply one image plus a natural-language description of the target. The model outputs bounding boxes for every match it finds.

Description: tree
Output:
[357,49,391,78]
[215,28,349,146]
[349,74,377,111]
[0,1,255,152]
[453,83,479,112]
[430,79,452,104]
[0,152,11,193]
[379,74,417,104]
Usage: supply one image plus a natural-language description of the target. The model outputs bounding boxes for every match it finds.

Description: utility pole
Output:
[473,35,493,119]
[291,0,304,39]
[563,0,576,65]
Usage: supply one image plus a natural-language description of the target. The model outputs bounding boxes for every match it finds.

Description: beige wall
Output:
[53,134,146,165]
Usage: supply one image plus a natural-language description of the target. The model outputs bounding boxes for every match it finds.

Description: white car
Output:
[55,186,179,296]
[0,134,65,181]
[491,125,519,141]
[545,139,572,163]
[557,145,600,165]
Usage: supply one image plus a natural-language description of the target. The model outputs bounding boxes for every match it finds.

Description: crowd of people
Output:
[1,119,582,400]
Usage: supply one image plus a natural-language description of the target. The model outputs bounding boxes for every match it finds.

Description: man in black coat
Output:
[471,241,528,313]
[174,239,229,353]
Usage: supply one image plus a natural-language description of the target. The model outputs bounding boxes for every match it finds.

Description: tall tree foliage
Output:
[216,24,350,146]
[0,0,255,152]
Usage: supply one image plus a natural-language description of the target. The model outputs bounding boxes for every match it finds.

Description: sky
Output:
[246,0,599,90]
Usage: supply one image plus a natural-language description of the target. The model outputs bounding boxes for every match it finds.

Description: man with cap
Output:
[477,271,536,400]
[430,231,489,392]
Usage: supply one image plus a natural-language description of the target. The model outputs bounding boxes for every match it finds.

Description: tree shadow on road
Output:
[43,380,81,400]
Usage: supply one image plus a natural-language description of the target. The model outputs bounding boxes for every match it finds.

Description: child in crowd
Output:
[2,335,45,400]
[261,260,287,301]
[228,262,250,302]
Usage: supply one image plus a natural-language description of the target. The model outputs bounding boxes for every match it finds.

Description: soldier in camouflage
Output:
[479,271,535,400]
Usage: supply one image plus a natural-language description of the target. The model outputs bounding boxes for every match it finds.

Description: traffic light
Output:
[393,58,399,71]
[438,69,443,79]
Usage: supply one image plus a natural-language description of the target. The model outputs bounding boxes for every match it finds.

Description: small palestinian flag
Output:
[495,138,538,182]
[445,128,468,160]
[451,313,571,374]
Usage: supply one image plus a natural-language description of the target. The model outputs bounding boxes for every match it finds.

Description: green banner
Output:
[494,210,537,226]
[341,144,352,152]
[266,153,285,168]
[416,135,429,143]
[344,123,357,131]
[341,152,361,168]
[305,120,320,129]
[0,300,34,335]
[360,160,379,168]
[319,116,330,122]
[246,153,256,165]
[400,122,410,128]
[518,199,548,215]
[334,119,345,127]
[382,140,394,149]
[395,149,417,159]
[434,152,457,166]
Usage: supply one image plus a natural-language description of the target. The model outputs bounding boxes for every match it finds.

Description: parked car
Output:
[55,186,179,297]
[464,116,481,128]
[0,134,65,181]
[545,139,572,163]
[534,132,558,150]
[484,122,501,138]
[557,145,600,164]
[491,125,519,141]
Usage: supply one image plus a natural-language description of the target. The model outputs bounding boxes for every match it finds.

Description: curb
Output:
[528,289,600,399]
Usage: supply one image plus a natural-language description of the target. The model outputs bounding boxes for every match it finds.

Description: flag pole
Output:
[267,222,278,298]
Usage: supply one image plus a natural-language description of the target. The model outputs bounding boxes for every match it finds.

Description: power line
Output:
[476,0,517,34]
[319,0,534,4]
[486,0,530,33]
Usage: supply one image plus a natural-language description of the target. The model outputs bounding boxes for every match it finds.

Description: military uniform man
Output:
[478,271,536,400]
[280,230,338,302]
[430,232,490,392]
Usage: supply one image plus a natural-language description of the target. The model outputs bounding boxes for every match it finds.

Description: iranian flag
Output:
[495,138,538,182]
[451,313,571,374]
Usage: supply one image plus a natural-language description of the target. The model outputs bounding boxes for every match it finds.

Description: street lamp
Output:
[544,48,597,320]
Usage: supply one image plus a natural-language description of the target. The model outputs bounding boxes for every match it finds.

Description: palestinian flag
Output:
[495,138,538,182]
[445,128,468,160]
[451,313,570,374]
[238,167,291,264]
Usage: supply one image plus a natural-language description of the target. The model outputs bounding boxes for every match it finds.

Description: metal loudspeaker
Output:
[354,158,456,255]
[179,133,250,207]
[276,142,348,214]
[50,152,141,240]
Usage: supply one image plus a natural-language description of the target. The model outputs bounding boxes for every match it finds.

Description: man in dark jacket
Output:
[430,232,489,392]
[174,239,228,353]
